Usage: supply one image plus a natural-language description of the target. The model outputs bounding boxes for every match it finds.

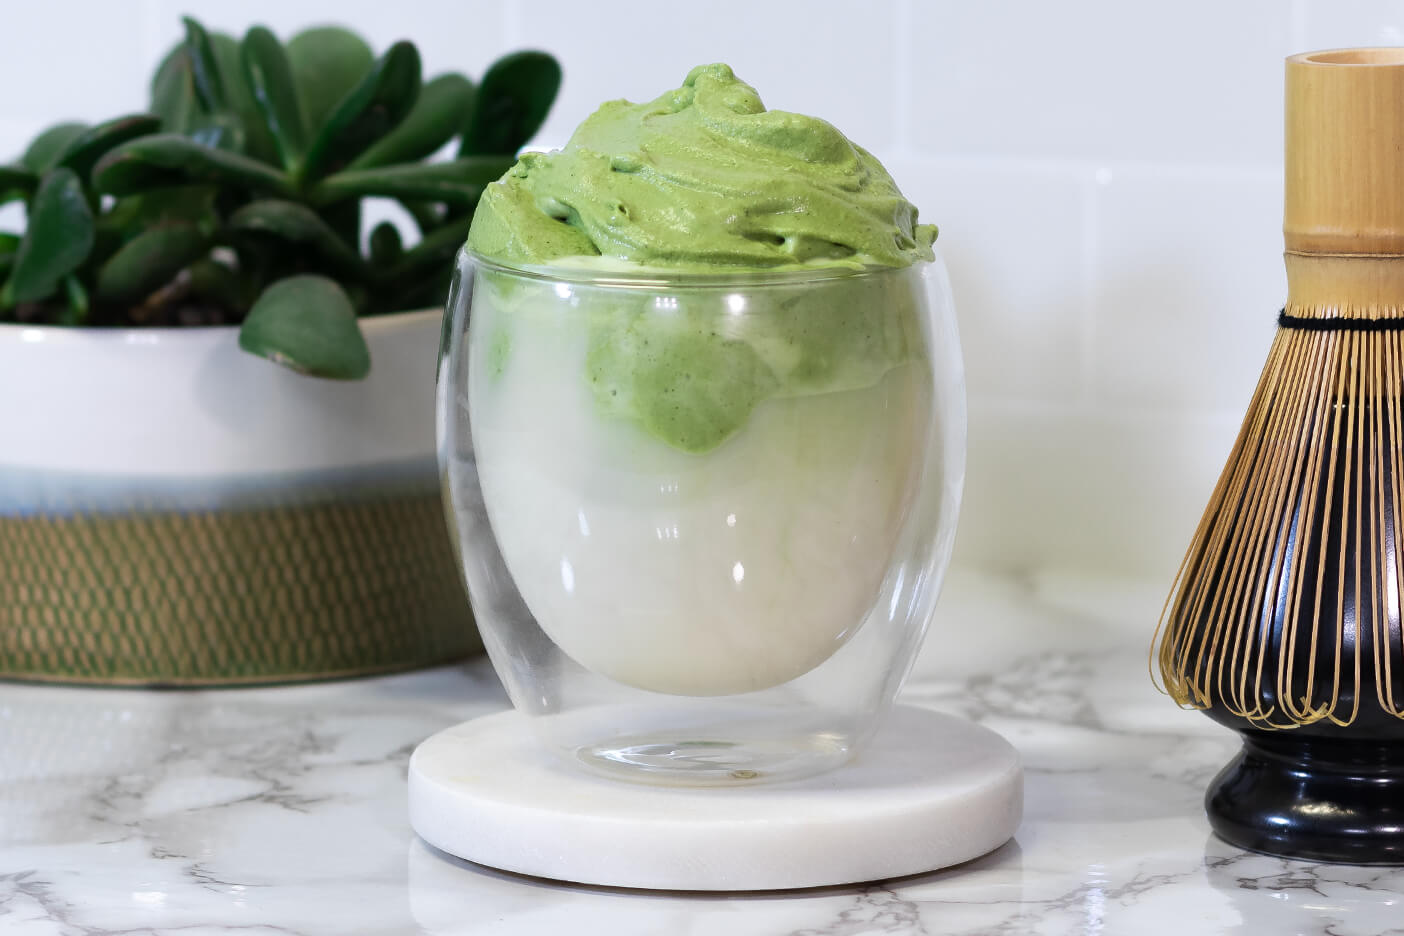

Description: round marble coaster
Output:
[408,705,1023,891]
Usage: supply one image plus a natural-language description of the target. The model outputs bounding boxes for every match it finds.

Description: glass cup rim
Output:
[462,247,930,290]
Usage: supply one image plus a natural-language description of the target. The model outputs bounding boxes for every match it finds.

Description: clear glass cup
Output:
[437,248,965,786]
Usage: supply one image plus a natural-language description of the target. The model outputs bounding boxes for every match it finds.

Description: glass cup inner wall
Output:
[438,252,965,786]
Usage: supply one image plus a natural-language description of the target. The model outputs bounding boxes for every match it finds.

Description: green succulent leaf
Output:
[209,33,279,164]
[349,73,474,170]
[460,51,560,156]
[239,274,370,379]
[319,199,362,255]
[58,275,90,325]
[386,214,473,284]
[399,199,444,236]
[151,34,274,166]
[185,257,245,311]
[93,134,293,197]
[228,199,367,280]
[54,114,162,182]
[395,268,453,314]
[300,40,422,183]
[151,45,198,133]
[1,168,94,306]
[311,156,511,208]
[286,26,374,131]
[96,223,210,301]
[101,185,220,243]
[22,123,89,174]
[368,221,403,266]
[187,111,248,153]
[0,233,18,283]
[0,164,39,202]
[182,16,228,113]
[241,26,307,172]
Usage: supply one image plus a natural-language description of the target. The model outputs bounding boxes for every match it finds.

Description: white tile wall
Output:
[521,0,900,156]
[2,0,1400,580]
[908,0,1293,166]
[1091,169,1282,410]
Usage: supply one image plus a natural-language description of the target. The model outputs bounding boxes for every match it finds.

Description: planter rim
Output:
[0,306,442,345]
[0,305,443,478]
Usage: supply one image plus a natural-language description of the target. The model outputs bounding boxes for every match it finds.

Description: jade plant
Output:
[0,17,560,379]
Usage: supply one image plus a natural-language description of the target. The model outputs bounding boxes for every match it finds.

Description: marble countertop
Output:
[3,566,1402,935]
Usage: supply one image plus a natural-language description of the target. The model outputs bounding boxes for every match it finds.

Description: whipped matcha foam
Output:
[462,65,939,695]
[468,63,935,269]
[467,63,938,453]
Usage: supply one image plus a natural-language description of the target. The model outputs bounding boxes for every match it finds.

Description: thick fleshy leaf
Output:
[349,73,474,170]
[151,44,197,133]
[150,35,273,166]
[286,26,374,131]
[93,134,293,197]
[311,156,510,208]
[228,199,367,280]
[0,165,38,201]
[187,111,247,153]
[393,268,452,314]
[22,123,89,173]
[1,169,94,306]
[399,199,444,236]
[210,33,278,164]
[241,26,306,172]
[368,221,403,267]
[300,41,421,182]
[185,257,246,311]
[386,214,473,284]
[182,16,227,112]
[96,223,210,301]
[460,51,560,156]
[58,275,90,325]
[239,274,370,379]
[0,233,18,284]
[100,186,220,244]
[54,114,161,182]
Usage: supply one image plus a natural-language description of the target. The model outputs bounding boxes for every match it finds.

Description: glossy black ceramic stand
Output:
[1206,733,1404,864]
[1192,391,1404,865]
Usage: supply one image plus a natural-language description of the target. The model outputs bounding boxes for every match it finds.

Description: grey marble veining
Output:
[2,567,1402,935]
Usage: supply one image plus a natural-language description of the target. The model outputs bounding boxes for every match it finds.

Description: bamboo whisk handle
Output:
[1286,48,1404,257]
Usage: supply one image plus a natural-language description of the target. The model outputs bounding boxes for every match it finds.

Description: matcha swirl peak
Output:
[467,63,936,269]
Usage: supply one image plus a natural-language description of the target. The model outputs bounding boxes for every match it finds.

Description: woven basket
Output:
[0,309,478,685]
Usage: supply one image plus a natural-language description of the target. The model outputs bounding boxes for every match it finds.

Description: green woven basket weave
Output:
[0,490,479,685]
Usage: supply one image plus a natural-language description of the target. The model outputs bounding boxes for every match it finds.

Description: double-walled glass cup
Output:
[438,249,965,785]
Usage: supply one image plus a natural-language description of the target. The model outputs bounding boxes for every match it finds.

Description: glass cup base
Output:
[440,249,966,788]
[575,729,855,787]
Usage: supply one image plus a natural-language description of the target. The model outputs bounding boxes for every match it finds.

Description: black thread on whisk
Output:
[1279,308,1404,331]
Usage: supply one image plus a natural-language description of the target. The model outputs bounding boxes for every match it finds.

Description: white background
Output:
[4,0,1399,581]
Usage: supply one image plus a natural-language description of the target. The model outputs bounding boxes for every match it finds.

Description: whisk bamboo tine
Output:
[1162,47,1404,867]
[1155,49,1404,730]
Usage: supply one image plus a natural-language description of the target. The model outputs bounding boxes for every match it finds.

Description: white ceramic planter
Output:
[0,310,479,684]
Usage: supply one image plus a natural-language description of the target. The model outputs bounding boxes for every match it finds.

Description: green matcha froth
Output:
[466,64,938,454]
[467,63,936,268]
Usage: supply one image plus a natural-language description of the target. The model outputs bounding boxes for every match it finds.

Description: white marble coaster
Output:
[408,705,1023,891]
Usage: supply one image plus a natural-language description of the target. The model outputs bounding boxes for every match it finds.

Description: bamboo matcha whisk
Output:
[1153,48,1404,865]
